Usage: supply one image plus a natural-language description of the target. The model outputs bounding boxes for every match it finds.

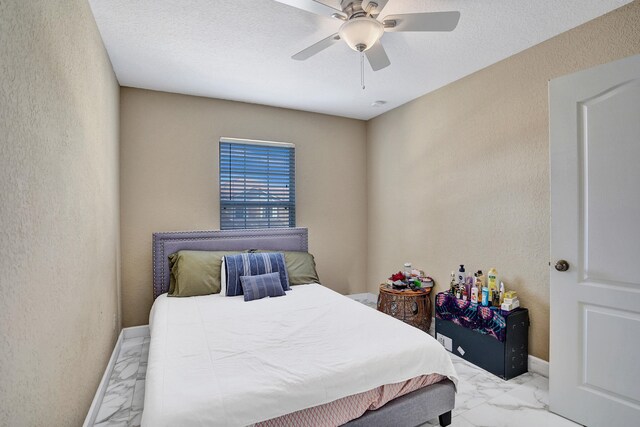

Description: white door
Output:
[549,53,640,427]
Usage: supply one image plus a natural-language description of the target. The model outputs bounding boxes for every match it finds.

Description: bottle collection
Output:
[449,265,520,312]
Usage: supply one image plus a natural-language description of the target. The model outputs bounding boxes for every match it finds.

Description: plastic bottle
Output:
[499,281,505,305]
[471,279,479,303]
[457,265,466,286]
[449,271,456,294]
[464,276,473,299]
[476,270,484,289]
[404,262,412,279]
[487,268,498,306]
[481,287,489,306]
[493,290,500,307]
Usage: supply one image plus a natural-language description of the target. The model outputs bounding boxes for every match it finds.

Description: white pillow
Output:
[220,256,227,297]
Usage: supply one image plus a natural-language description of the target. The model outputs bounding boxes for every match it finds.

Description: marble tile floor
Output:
[419,353,579,427]
[94,294,580,427]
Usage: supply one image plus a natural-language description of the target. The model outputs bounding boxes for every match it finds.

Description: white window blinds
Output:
[219,138,296,230]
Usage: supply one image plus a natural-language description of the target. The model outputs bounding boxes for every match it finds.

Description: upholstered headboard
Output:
[152,228,308,299]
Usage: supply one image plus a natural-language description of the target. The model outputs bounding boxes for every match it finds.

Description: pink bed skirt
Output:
[256,373,447,427]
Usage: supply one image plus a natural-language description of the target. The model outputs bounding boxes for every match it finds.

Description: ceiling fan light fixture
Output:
[338,17,384,52]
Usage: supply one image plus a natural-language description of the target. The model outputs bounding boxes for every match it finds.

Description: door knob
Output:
[555,260,570,272]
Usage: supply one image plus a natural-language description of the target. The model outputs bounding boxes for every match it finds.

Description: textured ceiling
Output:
[89,0,632,120]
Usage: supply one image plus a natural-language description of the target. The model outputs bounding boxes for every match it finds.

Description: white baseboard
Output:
[123,325,150,339]
[83,330,124,427]
[528,355,549,377]
[83,326,151,427]
[346,292,377,303]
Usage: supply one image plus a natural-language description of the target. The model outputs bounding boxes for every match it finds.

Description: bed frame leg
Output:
[438,411,452,426]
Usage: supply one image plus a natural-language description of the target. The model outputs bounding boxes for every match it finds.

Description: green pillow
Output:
[253,250,320,285]
[168,250,242,297]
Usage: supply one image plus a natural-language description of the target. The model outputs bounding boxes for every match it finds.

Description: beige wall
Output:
[366,1,640,360]
[0,1,120,425]
[120,88,367,327]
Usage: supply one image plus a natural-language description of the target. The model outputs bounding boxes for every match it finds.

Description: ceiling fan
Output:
[275,0,461,71]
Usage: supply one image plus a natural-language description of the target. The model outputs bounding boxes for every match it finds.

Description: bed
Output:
[142,228,457,427]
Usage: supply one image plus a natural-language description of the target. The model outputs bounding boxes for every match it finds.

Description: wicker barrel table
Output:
[377,284,432,332]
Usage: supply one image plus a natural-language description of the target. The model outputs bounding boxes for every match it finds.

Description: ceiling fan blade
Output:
[365,41,391,71]
[292,33,341,60]
[362,0,389,18]
[273,0,341,17]
[383,11,461,32]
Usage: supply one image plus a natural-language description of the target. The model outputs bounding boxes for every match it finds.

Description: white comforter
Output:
[142,284,458,427]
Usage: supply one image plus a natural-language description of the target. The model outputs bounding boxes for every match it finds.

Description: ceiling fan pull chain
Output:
[360,51,365,90]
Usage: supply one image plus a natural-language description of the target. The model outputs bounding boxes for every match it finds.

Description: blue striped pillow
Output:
[240,272,286,302]
[224,252,291,297]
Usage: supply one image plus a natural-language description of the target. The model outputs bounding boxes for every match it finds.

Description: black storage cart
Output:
[435,308,529,380]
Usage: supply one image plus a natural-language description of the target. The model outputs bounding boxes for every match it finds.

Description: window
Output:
[219,138,295,230]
